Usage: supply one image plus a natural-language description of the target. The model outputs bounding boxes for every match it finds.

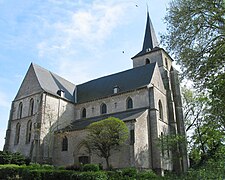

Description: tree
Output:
[163,0,225,122]
[163,0,225,85]
[85,117,128,169]
[163,1,225,168]
[181,87,225,167]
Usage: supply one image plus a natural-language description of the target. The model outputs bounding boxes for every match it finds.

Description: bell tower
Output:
[132,11,189,174]
[131,11,173,78]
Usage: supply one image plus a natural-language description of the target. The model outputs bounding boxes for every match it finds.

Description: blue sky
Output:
[0,0,170,150]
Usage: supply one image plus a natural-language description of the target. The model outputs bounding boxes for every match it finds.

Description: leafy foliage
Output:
[163,0,225,176]
[0,151,30,165]
[181,87,225,167]
[164,0,225,140]
[86,117,128,169]
[163,0,225,84]
[83,164,100,172]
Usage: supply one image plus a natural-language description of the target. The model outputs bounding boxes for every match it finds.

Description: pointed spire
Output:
[132,10,159,58]
[142,11,159,51]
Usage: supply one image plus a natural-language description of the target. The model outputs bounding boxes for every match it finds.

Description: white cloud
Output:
[35,0,136,84]
[37,0,131,58]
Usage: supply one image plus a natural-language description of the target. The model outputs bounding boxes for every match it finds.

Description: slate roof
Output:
[132,11,159,58]
[60,108,147,132]
[32,63,76,102]
[77,62,156,103]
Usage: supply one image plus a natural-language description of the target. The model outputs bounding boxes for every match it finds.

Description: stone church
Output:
[4,12,188,174]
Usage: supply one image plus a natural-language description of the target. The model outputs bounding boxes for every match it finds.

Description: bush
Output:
[121,167,137,178]
[76,171,107,180]
[65,163,83,171]
[42,164,55,170]
[83,164,100,172]
[137,170,158,179]
[28,163,42,169]
[22,169,42,180]
[107,170,122,180]
[0,151,29,165]
[0,165,20,179]
[0,151,11,164]
[41,169,75,180]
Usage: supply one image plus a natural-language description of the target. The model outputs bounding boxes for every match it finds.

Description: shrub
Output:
[28,163,42,169]
[44,170,74,180]
[107,170,122,180]
[76,171,107,180]
[0,151,29,165]
[42,164,55,170]
[11,152,26,165]
[0,165,20,179]
[65,163,83,171]
[56,166,65,170]
[137,170,158,179]
[83,164,100,172]
[0,151,11,164]
[121,167,137,178]
[22,169,42,180]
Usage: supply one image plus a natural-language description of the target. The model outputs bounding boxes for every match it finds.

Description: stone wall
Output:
[6,93,42,157]
[75,89,149,120]
[40,93,75,162]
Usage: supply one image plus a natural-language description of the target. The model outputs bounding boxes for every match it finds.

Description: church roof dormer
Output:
[132,11,159,58]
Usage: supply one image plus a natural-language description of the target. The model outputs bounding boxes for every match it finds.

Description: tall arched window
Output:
[158,100,163,121]
[145,58,150,64]
[26,120,32,143]
[62,136,68,151]
[29,99,34,116]
[18,102,23,119]
[127,97,133,109]
[15,123,21,145]
[101,103,107,114]
[81,108,86,118]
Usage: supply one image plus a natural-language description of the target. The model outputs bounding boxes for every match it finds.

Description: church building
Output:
[4,12,188,175]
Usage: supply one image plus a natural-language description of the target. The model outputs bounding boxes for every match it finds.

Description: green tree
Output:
[163,0,225,130]
[163,0,225,169]
[163,0,225,85]
[86,117,128,169]
[181,87,225,167]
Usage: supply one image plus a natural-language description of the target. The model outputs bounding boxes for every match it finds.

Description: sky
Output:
[0,0,171,150]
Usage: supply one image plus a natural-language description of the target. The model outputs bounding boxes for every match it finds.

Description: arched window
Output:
[100,103,107,114]
[127,97,133,109]
[62,136,68,151]
[15,123,21,145]
[158,100,163,121]
[81,108,86,118]
[29,99,34,116]
[18,102,23,119]
[145,58,150,64]
[26,120,32,143]
[165,58,168,69]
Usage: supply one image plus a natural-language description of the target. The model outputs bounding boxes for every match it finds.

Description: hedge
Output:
[0,165,107,180]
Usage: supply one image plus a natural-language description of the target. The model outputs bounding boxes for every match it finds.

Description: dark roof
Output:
[77,63,156,103]
[60,108,147,132]
[32,63,76,102]
[132,11,159,58]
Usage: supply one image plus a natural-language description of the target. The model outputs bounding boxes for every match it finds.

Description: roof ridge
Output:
[31,62,75,86]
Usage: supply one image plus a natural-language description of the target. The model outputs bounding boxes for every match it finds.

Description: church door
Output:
[78,156,90,164]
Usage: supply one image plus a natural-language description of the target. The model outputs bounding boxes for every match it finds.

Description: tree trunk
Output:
[105,157,110,170]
